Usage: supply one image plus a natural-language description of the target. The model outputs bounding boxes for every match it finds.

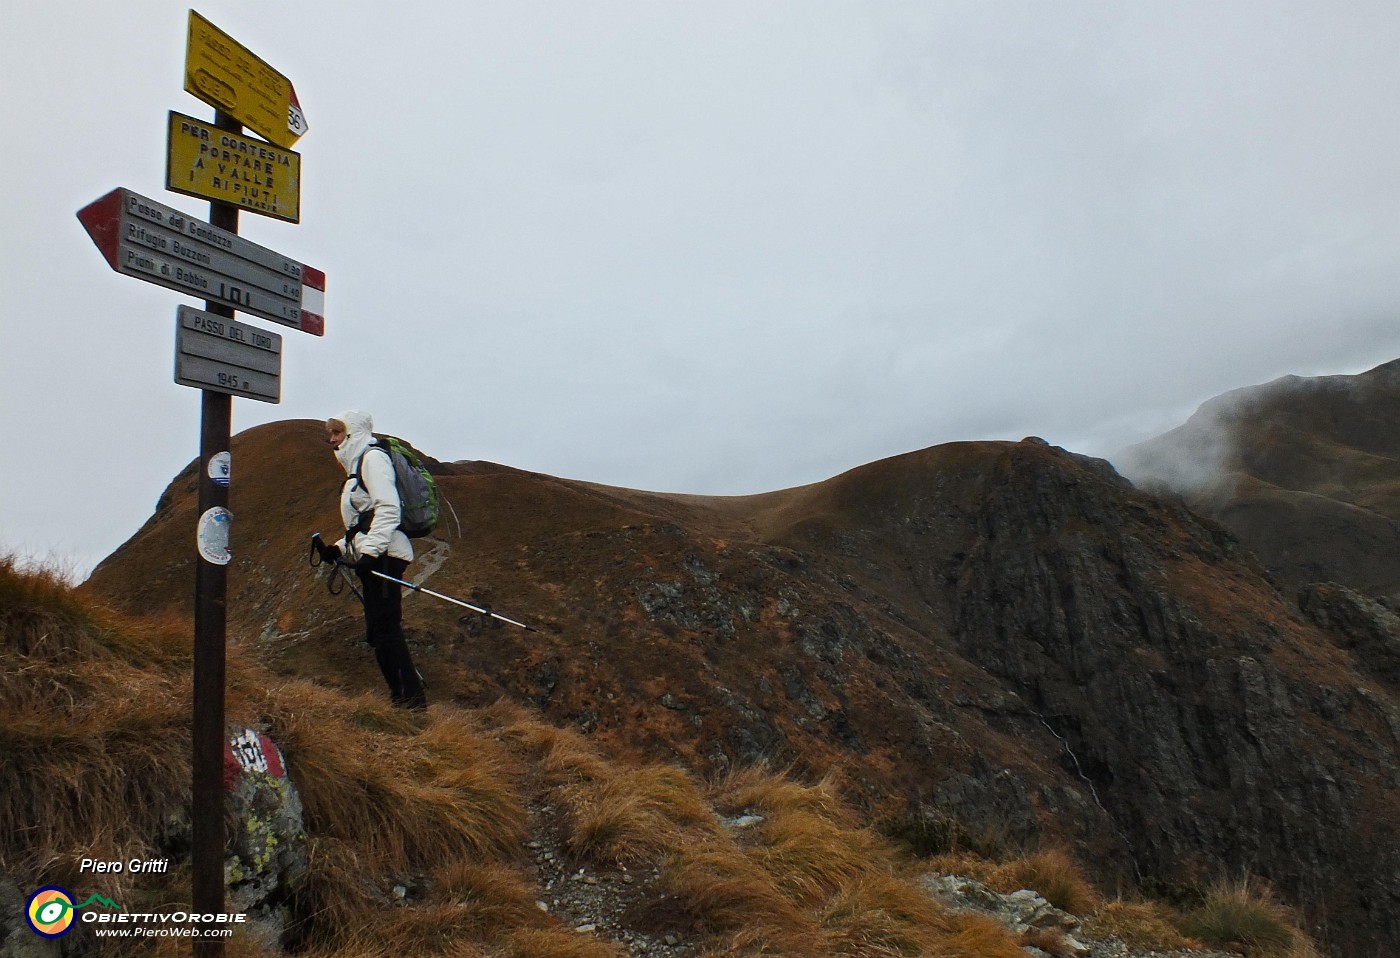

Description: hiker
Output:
[312,410,428,710]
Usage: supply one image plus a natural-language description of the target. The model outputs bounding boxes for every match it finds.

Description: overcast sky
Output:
[3,1,1398,579]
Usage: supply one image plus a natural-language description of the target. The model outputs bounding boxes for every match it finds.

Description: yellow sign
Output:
[166,112,301,222]
[185,10,306,149]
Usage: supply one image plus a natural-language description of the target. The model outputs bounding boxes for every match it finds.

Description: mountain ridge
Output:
[1117,357,1400,605]
[82,407,1400,957]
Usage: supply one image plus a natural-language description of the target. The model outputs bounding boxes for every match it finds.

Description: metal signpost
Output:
[76,12,318,956]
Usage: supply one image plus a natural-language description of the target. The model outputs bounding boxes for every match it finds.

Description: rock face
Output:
[946,441,1400,955]
[84,420,1400,957]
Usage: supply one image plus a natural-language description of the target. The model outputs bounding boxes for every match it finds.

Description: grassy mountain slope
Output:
[77,422,1400,957]
[5,557,1036,958]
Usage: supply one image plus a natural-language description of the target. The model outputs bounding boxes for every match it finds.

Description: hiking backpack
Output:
[352,435,440,539]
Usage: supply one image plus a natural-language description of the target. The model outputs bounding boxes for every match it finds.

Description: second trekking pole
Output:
[370,570,539,632]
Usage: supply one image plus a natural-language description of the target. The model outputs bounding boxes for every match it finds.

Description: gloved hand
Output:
[312,534,341,565]
[354,551,381,575]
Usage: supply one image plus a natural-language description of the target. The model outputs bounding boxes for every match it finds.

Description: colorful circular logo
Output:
[27,886,76,937]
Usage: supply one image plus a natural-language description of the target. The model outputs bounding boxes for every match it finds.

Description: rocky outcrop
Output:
[1298,583,1400,694]
[947,440,1400,957]
[223,730,308,948]
[921,873,1239,958]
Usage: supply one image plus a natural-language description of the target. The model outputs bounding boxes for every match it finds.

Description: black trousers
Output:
[355,554,427,709]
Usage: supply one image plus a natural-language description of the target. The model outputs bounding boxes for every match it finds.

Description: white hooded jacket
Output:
[332,410,413,563]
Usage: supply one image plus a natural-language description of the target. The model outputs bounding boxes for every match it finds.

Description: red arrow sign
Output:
[77,187,324,336]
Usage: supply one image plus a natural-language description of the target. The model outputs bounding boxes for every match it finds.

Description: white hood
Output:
[333,409,375,474]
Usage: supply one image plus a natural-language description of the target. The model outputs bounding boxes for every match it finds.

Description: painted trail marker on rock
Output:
[76,187,325,335]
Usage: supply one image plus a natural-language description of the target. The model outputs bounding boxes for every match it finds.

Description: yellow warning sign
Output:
[166,113,301,222]
[185,10,307,149]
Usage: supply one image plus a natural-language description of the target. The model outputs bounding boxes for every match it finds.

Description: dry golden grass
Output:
[1083,899,1199,951]
[562,764,719,865]
[923,850,1000,886]
[497,928,628,958]
[659,843,816,951]
[251,684,529,872]
[0,560,1031,958]
[642,769,1030,958]
[0,558,191,894]
[1018,926,1079,956]
[483,698,614,787]
[716,766,858,828]
[819,871,1025,958]
[289,836,388,937]
[750,803,892,907]
[431,860,548,935]
[924,845,1099,917]
[988,847,1099,915]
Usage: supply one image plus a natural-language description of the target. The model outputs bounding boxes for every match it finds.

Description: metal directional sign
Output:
[175,305,282,402]
[76,187,325,335]
[185,10,307,149]
[167,112,301,222]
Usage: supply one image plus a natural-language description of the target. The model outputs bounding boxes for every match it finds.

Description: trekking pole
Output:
[369,570,539,632]
[309,534,363,604]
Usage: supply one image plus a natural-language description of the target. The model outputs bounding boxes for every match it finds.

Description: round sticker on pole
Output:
[197,507,233,565]
[209,451,231,487]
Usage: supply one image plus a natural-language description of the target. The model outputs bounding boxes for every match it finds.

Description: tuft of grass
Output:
[431,860,549,936]
[820,871,1027,958]
[288,836,388,940]
[988,847,1099,915]
[1083,899,1199,951]
[876,804,1014,862]
[716,767,856,829]
[1179,877,1316,958]
[656,843,812,947]
[563,765,718,866]
[255,686,529,874]
[748,803,890,908]
[923,850,1000,887]
[876,806,964,859]
[655,769,1027,958]
[928,910,1039,958]
[483,698,614,788]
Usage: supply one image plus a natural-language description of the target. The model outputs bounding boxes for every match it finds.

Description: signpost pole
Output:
[190,109,240,958]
